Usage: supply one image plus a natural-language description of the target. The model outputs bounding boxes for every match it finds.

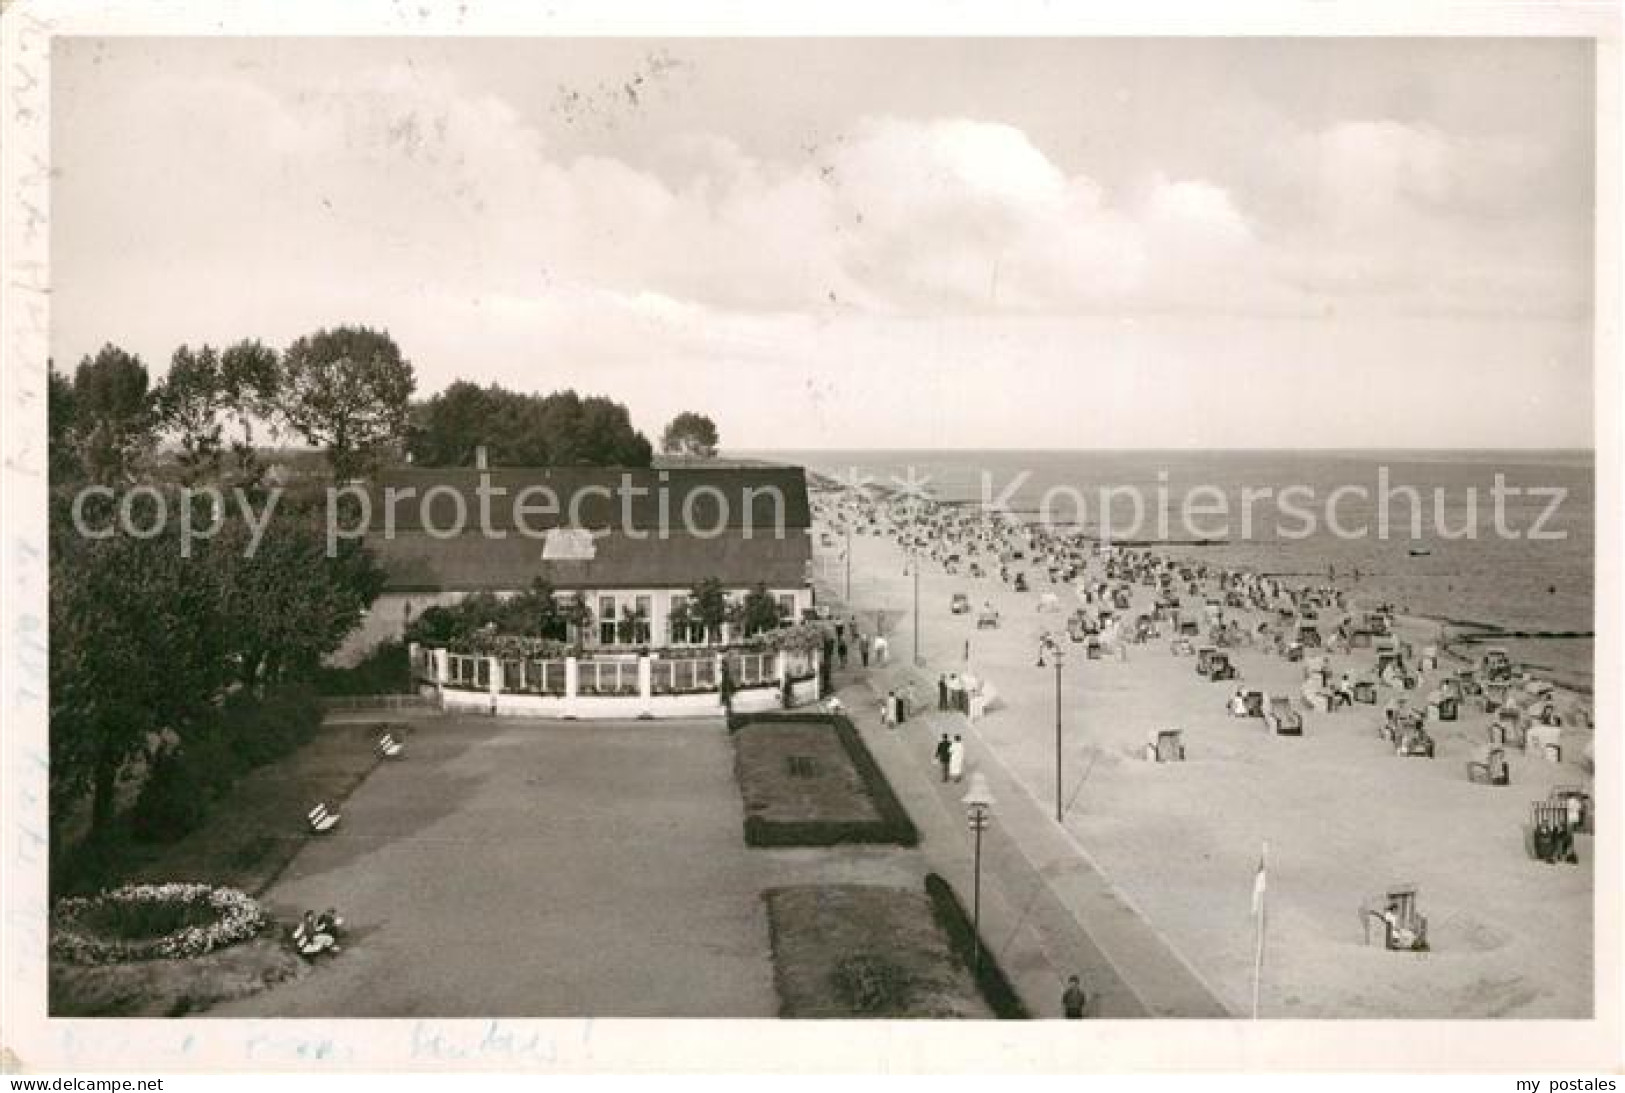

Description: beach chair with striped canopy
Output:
[1548,785,1592,834]
[1524,800,1578,863]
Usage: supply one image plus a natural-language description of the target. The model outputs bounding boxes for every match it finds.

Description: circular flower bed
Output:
[52,883,267,965]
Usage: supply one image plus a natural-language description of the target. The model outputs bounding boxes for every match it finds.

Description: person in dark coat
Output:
[938,674,949,711]
[1062,975,1088,1019]
[934,734,952,782]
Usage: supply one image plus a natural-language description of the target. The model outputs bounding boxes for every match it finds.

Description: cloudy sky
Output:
[52,37,1595,449]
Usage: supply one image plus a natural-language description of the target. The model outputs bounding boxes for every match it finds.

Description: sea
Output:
[748,450,1598,689]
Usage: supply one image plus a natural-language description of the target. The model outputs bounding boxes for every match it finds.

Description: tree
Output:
[737,583,782,637]
[406,380,497,466]
[153,344,225,483]
[406,383,654,467]
[661,412,719,458]
[71,344,154,483]
[208,507,387,689]
[49,499,231,839]
[279,326,415,480]
[557,592,594,652]
[218,339,282,486]
[48,364,80,484]
[153,340,283,486]
[617,603,650,646]
[688,577,729,644]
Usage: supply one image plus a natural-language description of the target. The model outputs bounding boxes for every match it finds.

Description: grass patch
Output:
[120,722,404,897]
[49,937,307,1018]
[730,712,918,847]
[78,896,217,942]
[764,885,993,1019]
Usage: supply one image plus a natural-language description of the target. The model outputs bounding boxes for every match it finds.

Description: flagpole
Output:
[1252,841,1268,1020]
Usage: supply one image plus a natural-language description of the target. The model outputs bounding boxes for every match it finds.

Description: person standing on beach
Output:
[948,735,966,782]
[1062,975,1089,1019]
[935,733,952,782]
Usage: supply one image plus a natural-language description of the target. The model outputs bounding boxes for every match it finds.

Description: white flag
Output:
[1251,848,1268,916]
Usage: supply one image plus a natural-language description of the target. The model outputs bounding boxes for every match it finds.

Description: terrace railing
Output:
[416,642,820,706]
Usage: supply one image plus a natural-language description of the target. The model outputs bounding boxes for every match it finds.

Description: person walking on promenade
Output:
[935,733,952,782]
[859,632,871,668]
[948,735,966,782]
[873,634,888,665]
[938,673,949,711]
[1062,975,1089,1019]
[837,637,849,669]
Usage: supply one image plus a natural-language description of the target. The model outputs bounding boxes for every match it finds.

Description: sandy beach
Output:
[813,492,1595,1019]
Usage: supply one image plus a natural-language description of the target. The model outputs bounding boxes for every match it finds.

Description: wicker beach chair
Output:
[1361,884,1428,951]
[1465,745,1508,785]
[1145,729,1186,763]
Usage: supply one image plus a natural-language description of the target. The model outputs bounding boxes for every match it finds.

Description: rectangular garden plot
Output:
[730,713,917,846]
[765,885,992,1019]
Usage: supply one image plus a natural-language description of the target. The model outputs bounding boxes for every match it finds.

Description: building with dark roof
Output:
[335,457,815,663]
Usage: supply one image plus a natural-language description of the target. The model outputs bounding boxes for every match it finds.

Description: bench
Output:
[307,803,341,834]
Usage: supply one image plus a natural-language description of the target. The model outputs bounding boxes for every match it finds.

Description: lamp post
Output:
[906,542,922,668]
[961,772,996,977]
[1036,633,1065,824]
[844,523,852,602]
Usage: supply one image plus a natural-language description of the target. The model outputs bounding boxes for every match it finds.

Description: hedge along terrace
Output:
[730,712,920,847]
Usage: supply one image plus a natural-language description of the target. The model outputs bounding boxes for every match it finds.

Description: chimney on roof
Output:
[475,445,488,470]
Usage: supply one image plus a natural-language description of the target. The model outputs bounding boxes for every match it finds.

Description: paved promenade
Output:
[834,668,1229,1019]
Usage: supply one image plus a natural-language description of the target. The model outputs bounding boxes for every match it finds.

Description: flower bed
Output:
[52,883,267,965]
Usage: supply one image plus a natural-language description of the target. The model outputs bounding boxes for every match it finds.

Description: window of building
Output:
[669,594,688,644]
[599,594,617,645]
[634,595,652,644]
[777,593,795,620]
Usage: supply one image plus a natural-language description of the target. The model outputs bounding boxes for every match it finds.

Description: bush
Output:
[129,747,214,844]
[221,683,321,770]
[52,828,155,899]
[316,640,412,696]
[923,873,1029,1019]
[405,605,459,646]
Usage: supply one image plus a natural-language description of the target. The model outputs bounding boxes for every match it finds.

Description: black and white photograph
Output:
[1,0,1620,1078]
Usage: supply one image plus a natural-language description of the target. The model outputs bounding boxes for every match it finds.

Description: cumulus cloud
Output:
[60,64,1273,327]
